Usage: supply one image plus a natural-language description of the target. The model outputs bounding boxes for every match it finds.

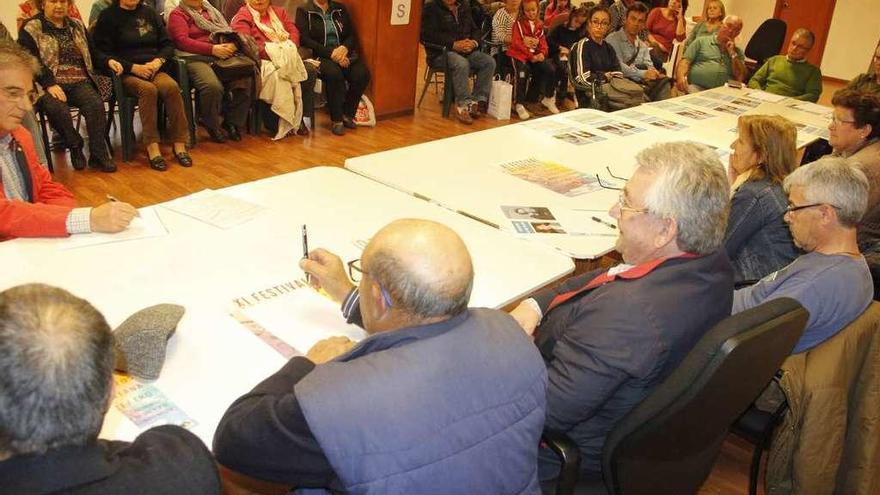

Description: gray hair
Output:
[0,284,113,457]
[792,28,815,47]
[783,156,869,227]
[369,249,473,319]
[723,14,743,29]
[636,141,730,254]
[0,41,40,75]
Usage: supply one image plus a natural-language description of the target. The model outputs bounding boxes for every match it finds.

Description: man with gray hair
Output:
[214,219,548,494]
[0,284,219,493]
[0,41,136,240]
[676,15,745,93]
[748,28,822,102]
[733,157,873,353]
[509,141,734,481]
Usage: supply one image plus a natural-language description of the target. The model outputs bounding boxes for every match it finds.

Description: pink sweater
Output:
[167,7,218,57]
[646,8,684,53]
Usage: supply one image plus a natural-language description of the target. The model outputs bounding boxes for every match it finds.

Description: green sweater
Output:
[748,55,822,102]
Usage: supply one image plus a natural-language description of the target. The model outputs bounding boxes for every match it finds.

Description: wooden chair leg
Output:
[38,111,54,173]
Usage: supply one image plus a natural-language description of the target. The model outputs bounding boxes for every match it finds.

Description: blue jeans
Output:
[433,49,495,107]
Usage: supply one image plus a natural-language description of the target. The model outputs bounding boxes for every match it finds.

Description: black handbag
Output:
[211,55,255,82]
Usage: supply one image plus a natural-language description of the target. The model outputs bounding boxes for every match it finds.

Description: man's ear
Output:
[654,217,679,249]
[370,282,392,318]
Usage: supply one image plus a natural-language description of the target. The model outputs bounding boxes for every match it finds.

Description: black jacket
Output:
[420,0,481,60]
[294,0,358,60]
[0,425,220,495]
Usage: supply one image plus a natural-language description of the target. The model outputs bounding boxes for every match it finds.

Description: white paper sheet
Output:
[60,207,168,250]
[163,190,265,229]
[745,90,788,103]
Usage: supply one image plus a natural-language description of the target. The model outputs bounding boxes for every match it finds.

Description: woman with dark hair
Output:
[543,0,571,27]
[547,5,587,107]
[725,115,799,282]
[16,0,82,30]
[568,5,620,108]
[295,0,370,136]
[646,0,686,63]
[19,0,115,172]
[93,0,192,171]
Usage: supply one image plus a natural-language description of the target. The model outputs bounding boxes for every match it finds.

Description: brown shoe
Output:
[455,105,474,124]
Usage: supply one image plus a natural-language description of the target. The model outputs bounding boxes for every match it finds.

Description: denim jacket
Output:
[725,178,799,282]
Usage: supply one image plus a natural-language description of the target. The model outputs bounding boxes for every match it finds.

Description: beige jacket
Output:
[845,140,880,212]
[764,302,880,495]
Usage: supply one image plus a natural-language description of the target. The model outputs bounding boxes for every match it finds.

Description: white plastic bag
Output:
[487,78,512,120]
[353,95,377,127]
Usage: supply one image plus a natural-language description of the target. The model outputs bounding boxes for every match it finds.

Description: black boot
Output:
[70,147,87,170]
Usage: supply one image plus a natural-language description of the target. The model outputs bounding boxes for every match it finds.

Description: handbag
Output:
[601,76,648,111]
[211,55,256,82]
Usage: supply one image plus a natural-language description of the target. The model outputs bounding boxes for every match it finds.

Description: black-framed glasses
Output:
[347,259,393,307]
[785,202,837,214]
[597,166,627,190]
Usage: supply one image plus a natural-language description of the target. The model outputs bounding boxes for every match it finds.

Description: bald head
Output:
[363,219,474,320]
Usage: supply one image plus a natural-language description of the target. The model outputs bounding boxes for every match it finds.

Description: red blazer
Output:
[0,126,77,240]
[506,18,549,63]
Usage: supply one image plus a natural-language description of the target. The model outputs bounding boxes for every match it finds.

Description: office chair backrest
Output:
[602,298,808,495]
[744,18,787,68]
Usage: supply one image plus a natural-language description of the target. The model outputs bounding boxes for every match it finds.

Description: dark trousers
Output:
[318,57,370,122]
[36,81,109,160]
[185,60,251,130]
[511,58,555,103]
[548,56,570,98]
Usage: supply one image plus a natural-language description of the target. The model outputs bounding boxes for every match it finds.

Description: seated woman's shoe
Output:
[149,155,168,172]
[296,122,310,136]
[222,122,242,142]
[342,115,357,129]
[331,122,345,136]
[174,151,193,167]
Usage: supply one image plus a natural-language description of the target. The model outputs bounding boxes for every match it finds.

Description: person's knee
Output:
[446,53,468,74]
[321,61,344,82]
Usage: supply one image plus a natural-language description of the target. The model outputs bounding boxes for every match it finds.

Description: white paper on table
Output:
[60,207,168,250]
[787,101,833,117]
[163,190,265,229]
[238,288,366,356]
[554,209,619,237]
[745,90,787,103]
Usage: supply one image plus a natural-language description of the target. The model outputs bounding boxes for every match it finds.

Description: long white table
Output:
[345,86,832,260]
[0,167,573,446]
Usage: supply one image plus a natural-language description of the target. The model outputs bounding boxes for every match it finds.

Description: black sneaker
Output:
[222,122,241,141]
[342,116,357,129]
[206,126,227,143]
[70,147,87,170]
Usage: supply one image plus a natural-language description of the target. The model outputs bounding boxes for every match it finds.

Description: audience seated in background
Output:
[492,0,522,53]
[607,0,634,33]
[606,1,672,102]
[17,0,82,30]
[509,141,733,480]
[88,0,111,29]
[169,0,254,143]
[547,5,587,107]
[725,115,798,283]
[0,284,220,493]
[748,28,821,103]
[645,0,685,64]
[507,0,558,119]
[543,0,571,27]
[92,0,192,171]
[569,5,621,108]
[683,0,723,50]
[213,219,548,494]
[294,0,370,136]
[829,90,880,210]
[676,14,744,93]
[421,0,495,125]
[733,157,872,353]
[0,42,135,240]
[845,44,880,97]
[18,0,116,173]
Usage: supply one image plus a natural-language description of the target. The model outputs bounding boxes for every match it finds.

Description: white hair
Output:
[783,156,869,227]
[636,142,730,254]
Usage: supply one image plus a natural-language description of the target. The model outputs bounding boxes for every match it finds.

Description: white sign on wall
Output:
[391,0,411,25]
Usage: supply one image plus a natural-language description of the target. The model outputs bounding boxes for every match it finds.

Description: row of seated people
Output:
[2,34,879,490]
[6,0,370,174]
[0,144,873,493]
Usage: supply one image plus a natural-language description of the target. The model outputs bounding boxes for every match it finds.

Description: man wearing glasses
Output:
[828,90,880,211]
[747,28,822,103]
[508,141,734,481]
[733,157,872,354]
[0,42,136,240]
[214,219,548,493]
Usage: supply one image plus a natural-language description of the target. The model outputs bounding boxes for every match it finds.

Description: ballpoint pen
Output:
[106,194,140,216]
[302,224,310,284]
[591,216,617,230]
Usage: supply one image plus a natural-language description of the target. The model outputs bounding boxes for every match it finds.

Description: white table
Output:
[0,167,573,446]
[346,88,832,260]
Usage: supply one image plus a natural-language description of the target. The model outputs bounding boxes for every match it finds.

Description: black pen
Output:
[591,216,617,230]
[106,194,140,217]
[301,224,310,284]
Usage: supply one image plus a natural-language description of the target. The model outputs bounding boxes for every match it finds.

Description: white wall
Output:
[727,0,880,81]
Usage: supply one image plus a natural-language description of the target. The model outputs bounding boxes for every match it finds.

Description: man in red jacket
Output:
[0,43,136,240]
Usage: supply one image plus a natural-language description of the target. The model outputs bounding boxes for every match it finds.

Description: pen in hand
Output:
[591,216,617,230]
[302,224,310,284]
[106,194,140,217]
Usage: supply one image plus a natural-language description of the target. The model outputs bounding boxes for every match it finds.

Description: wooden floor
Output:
[50,71,846,494]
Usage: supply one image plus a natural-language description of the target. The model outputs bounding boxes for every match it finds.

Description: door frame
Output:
[774,0,836,66]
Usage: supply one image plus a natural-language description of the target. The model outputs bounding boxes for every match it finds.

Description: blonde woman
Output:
[726,114,799,282]
[684,0,724,50]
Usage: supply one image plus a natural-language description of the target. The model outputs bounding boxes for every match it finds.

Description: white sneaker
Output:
[541,97,560,114]
[515,103,531,120]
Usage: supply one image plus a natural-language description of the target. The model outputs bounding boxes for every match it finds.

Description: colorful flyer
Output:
[499,158,602,197]
[112,375,196,430]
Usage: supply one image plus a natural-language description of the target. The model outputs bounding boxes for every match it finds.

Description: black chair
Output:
[418,42,454,118]
[744,19,787,77]
[730,391,789,495]
[542,297,808,495]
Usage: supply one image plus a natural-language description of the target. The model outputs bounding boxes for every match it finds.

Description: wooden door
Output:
[774,0,836,66]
